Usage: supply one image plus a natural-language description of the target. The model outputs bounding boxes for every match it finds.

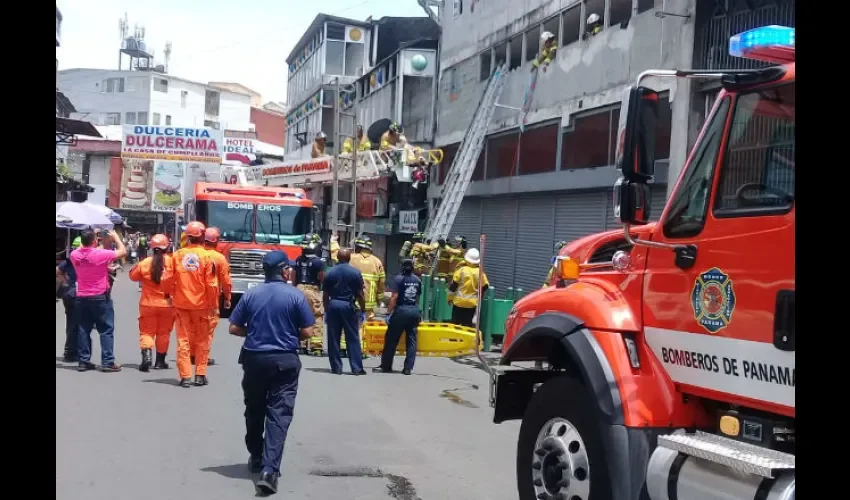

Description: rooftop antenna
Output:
[119,15,153,71]
[118,13,128,41]
[164,41,172,73]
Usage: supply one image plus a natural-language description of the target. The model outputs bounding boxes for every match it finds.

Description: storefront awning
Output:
[56,117,101,146]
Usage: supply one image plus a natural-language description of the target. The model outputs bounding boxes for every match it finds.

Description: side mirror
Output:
[614,177,652,225]
[615,86,659,180]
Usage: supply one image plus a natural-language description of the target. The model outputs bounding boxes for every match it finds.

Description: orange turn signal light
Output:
[558,257,580,280]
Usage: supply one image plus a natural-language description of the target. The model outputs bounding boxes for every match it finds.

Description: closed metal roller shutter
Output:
[605,188,618,230]
[514,196,556,292]
[555,192,607,245]
[481,197,518,293]
[449,198,482,243]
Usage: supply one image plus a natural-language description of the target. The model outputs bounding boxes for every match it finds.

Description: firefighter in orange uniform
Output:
[170,221,217,387]
[197,226,232,367]
[128,234,175,372]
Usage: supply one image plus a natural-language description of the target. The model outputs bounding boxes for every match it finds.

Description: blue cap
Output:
[262,251,289,271]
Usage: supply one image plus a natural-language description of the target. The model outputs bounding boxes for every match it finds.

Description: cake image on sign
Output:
[691,267,736,334]
[121,162,151,208]
[154,174,182,208]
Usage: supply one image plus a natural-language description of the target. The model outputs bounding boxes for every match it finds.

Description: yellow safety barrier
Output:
[362,321,479,357]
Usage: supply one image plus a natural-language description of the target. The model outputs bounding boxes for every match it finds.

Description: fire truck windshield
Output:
[196,200,254,242]
[255,203,312,244]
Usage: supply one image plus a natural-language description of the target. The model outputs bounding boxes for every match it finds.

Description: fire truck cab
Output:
[490,26,794,500]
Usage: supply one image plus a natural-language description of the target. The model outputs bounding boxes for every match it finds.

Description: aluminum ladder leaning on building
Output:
[423,63,508,244]
[331,78,359,246]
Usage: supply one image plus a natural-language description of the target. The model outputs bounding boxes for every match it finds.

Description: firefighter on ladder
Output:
[436,235,466,280]
[349,235,386,354]
[400,232,438,277]
[532,31,558,72]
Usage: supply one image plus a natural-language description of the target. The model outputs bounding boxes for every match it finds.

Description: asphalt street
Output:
[56,274,521,500]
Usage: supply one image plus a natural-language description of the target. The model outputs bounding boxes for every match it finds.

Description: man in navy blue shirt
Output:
[374,259,422,375]
[229,251,315,496]
[322,248,367,375]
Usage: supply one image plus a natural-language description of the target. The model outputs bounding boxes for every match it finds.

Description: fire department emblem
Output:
[691,268,736,334]
[181,253,201,272]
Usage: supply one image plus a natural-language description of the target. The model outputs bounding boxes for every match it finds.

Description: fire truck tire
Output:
[517,375,612,500]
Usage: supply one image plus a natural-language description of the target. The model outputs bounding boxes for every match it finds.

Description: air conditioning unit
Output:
[373,197,388,217]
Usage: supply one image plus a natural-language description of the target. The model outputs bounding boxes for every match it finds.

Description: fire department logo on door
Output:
[691,268,736,334]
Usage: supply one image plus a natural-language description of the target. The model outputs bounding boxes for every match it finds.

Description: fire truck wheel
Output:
[516,375,612,500]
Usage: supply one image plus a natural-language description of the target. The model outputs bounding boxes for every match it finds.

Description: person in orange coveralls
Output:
[128,234,175,372]
[193,226,233,367]
[170,221,217,388]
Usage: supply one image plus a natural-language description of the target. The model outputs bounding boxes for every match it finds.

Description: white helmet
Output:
[587,13,601,25]
[541,31,555,42]
[464,248,481,265]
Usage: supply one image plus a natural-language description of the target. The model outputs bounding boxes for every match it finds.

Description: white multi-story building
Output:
[58,69,252,131]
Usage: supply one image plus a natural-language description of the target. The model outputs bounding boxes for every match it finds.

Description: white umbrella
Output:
[55,201,114,229]
[81,202,124,225]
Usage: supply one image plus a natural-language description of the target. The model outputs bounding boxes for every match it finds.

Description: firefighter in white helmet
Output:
[585,13,603,39]
[532,31,558,72]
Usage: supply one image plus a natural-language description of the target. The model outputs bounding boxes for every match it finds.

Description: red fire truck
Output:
[489,26,794,500]
[185,182,315,310]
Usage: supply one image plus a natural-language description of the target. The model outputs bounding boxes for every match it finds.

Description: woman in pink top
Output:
[70,229,127,372]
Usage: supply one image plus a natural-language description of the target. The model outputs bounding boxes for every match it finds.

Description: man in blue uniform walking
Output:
[229,251,315,495]
[322,247,368,375]
[373,259,422,375]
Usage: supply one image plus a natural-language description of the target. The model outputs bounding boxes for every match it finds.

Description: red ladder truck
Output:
[489,25,794,500]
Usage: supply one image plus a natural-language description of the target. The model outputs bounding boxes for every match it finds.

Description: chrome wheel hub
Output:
[531,418,590,500]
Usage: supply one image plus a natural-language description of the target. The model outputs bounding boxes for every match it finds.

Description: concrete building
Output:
[58,69,253,131]
[250,106,286,157]
[209,82,263,107]
[428,0,794,292]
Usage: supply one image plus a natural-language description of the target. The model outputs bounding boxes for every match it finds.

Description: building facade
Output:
[58,69,253,131]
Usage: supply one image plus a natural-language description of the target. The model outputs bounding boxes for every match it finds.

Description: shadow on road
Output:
[201,463,254,481]
[143,378,181,386]
[55,363,80,371]
[305,367,339,375]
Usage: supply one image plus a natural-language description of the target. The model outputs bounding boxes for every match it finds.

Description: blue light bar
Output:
[729,25,795,58]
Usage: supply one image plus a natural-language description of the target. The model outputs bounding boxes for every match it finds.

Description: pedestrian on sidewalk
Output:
[374,258,422,375]
[229,251,314,495]
[128,234,175,372]
[56,236,81,362]
[322,248,368,376]
[170,221,217,387]
[71,229,127,372]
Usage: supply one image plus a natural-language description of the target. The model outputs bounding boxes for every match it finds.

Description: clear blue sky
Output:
[57,0,426,104]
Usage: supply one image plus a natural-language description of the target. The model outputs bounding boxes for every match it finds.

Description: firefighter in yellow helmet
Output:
[349,235,386,317]
[542,240,569,288]
[401,232,439,277]
[380,123,402,152]
[342,125,372,154]
[448,248,489,328]
[532,31,558,72]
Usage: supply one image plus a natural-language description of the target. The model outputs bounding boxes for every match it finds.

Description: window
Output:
[448,68,460,100]
[195,201,253,242]
[609,0,632,27]
[543,16,560,48]
[204,120,220,130]
[125,112,137,125]
[525,25,541,63]
[662,97,731,238]
[638,0,656,14]
[453,0,463,18]
[519,123,558,175]
[480,50,492,81]
[104,77,124,93]
[345,42,365,76]
[181,91,188,108]
[508,36,522,71]
[562,107,618,169]
[438,143,460,184]
[472,149,485,181]
[152,113,161,125]
[205,90,220,116]
[714,83,795,215]
[166,115,172,125]
[562,6,581,46]
[104,113,121,125]
[494,41,507,68]
[256,206,313,243]
[486,130,519,179]
[138,112,148,124]
[325,40,344,75]
[153,78,168,93]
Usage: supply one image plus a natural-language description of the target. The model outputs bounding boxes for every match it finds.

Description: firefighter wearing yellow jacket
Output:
[448,248,490,328]
[342,125,372,153]
[409,233,439,276]
[349,235,386,317]
[436,235,465,279]
[532,31,558,71]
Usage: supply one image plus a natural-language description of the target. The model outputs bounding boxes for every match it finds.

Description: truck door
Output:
[641,81,795,414]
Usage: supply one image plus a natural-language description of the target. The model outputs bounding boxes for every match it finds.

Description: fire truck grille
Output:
[228,249,269,276]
